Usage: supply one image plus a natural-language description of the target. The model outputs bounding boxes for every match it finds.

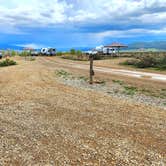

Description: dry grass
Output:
[0,56,165,165]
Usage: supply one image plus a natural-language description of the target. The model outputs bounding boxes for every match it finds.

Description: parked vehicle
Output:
[85,45,117,56]
[40,48,56,56]
[29,48,56,56]
[30,51,39,56]
[85,50,98,55]
[103,47,116,54]
[0,52,2,59]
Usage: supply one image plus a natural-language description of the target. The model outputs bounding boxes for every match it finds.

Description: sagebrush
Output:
[121,54,166,70]
[0,59,17,67]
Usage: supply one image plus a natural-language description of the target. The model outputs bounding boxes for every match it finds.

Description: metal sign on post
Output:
[89,54,95,84]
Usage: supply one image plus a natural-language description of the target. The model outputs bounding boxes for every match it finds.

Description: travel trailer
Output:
[86,46,117,55]
[30,48,56,56]
[86,43,127,56]
[40,48,56,56]
[102,47,116,55]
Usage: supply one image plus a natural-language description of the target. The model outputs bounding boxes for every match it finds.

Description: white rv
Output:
[40,48,56,56]
[95,46,117,55]
[0,52,2,59]
[102,47,116,54]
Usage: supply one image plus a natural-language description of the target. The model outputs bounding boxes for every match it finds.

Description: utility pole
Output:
[89,54,94,84]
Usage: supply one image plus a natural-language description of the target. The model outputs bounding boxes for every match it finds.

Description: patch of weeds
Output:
[98,80,106,85]
[123,86,138,95]
[112,79,124,85]
[113,89,121,94]
[140,88,166,98]
[56,70,72,79]
[0,58,17,67]
[159,91,166,99]
[141,88,151,94]
[78,76,88,81]
[29,57,36,61]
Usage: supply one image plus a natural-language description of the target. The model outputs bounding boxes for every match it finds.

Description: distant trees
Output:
[70,49,82,56]
[70,49,76,55]
[76,50,82,55]
[11,50,17,56]
[61,49,88,61]
[56,51,63,56]
[0,50,18,57]
[19,51,31,57]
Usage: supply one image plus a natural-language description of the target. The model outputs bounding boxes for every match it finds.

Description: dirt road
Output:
[41,57,166,82]
[0,57,165,165]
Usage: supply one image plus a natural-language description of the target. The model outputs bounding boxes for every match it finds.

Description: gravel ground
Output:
[0,57,165,165]
[56,76,166,109]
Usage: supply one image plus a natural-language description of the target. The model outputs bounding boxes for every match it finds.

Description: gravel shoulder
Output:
[56,74,166,109]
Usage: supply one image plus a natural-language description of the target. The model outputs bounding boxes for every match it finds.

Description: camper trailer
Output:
[40,48,56,56]
[0,52,2,59]
[86,46,117,55]
[30,48,56,56]
[103,47,116,55]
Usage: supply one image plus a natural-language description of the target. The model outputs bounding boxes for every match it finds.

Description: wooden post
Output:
[89,54,94,84]
[117,47,120,57]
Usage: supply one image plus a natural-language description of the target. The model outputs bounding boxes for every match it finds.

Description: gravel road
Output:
[43,57,166,82]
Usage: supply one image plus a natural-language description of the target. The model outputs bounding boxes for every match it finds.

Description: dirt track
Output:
[41,57,166,82]
[0,57,165,165]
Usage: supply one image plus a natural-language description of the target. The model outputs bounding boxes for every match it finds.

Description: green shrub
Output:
[112,80,124,85]
[62,54,88,61]
[29,57,36,61]
[57,51,63,56]
[121,59,139,66]
[19,51,31,57]
[76,50,82,55]
[135,55,158,68]
[0,59,17,67]
[123,86,137,95]
[11,50,17,56]
[93,54,102,60]
[56,70,71,79]
[70,49,76,55]
[156,56,166,70]
[121,54,166,70]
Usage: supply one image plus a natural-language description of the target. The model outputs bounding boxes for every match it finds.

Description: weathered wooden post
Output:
[117,46,120,57]
[89,54,94,84]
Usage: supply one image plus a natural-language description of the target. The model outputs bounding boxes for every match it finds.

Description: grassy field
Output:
[0,56,165,165]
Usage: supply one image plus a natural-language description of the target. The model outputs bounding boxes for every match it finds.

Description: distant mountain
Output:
[128,41,166,50]
[0,44,23,51]
[0,41,166,51]
[0,44,92,52]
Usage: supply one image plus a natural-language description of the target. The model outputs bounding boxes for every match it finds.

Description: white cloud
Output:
[94,27,166,41]
[0,0,70,33]
[0,0,166,36]
[15,43,47,49]
[67,0,166,24]
[139,12,166,24]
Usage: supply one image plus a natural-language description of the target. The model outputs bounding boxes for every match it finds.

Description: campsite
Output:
[0,0,166,165]
[0,52,165,165]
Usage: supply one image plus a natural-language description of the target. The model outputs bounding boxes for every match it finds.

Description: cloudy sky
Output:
[0,0,166,49]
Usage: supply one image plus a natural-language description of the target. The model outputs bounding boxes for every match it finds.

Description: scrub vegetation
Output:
[0,58,17,67]
[121,53,166,70]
